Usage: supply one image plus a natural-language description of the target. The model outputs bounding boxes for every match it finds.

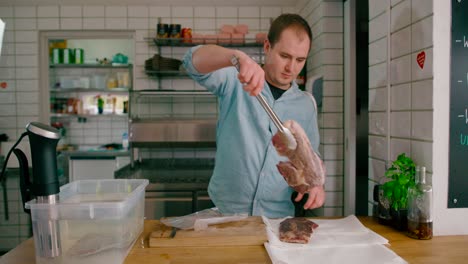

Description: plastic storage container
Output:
[25,179,149,264]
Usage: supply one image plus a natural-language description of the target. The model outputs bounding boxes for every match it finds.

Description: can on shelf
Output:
[181,28,192,43]
[157,23,169,37]
[74,48,84,64]
[169,24,181,44]
[63,48,72,64]
[52,48,62,64]
[157,23,169,44]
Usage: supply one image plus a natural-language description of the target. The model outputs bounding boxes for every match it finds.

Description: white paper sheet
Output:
[262,215,388,248]
[262,215,408,264]
[264,243,408,264]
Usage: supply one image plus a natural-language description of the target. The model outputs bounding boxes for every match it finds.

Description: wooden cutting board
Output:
[149,216,267,248]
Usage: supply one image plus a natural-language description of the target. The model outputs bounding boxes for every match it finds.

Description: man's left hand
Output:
[294,185,325,210]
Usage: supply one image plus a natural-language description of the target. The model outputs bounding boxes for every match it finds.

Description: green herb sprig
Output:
[382,153,416,210]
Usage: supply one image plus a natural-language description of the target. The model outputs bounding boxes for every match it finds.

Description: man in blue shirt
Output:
[182,14,325,218]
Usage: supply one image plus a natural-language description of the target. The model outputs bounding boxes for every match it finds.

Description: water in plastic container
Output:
[26,179,149,264]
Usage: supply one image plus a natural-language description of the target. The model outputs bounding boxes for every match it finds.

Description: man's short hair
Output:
[267,13,313,49]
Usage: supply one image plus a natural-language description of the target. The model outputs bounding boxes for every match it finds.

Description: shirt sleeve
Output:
[182,45,237,97]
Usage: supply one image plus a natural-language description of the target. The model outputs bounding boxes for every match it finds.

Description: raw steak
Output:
[272,120,326,193]
[279,217,319,244]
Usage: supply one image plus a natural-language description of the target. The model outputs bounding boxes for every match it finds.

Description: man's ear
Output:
[263,39,271,54]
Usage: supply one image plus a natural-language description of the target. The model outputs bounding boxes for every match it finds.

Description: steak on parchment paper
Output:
[272,120,326,194]
[279,217,319,244]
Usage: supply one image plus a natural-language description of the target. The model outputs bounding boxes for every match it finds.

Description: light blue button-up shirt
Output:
[182,46,321,218]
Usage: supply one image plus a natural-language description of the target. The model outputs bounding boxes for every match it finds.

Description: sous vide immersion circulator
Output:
[0,122,62,259]
[25,122,62,258]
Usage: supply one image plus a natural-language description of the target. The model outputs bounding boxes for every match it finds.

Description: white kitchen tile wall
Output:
[16,68,37,79]
[260,7,282,18]
[83,18,105,29]
[60,18,82,30]
[16,92,38,104]
[105,6,127,17]
[390,55,411,84]
[83,6,104,17]
[369,37,387,65]
[369,0,387,20]
[318,33,343,49]
[390,27,411,59]
[411,140,433,172]
[369,135,387,161]
[368,0,434,214]
[128,18,149,30]
[325,191,343,207]
[0,55,14,67]
[411,111,432,140]
[323,81,343,96]
[411,79,432,109]
[216,7,237,18]
[297,0,345,217]
[369,12,388,43]
[0,174,32,252]
[14,18,36,30]
[14,31,36,42]
[369,62,387,88]
[128,6,149,17]
[391,111,411,138]
[195,7,215,17]
[369,87,387,111]
[369,112,387,136]
[239,7,259,18]
[391,83,411,110]
[14,7,34,18]
[390,138,411,160]
[60,6,82,17]
[369,158,386,183]
[0,6,13,17]
[322,97,343,112]
[323,144,343,160]
[172,6,193,18]
[325,176,344,192]
[38,6,59,17]
[411,0,433,22]
[411,16,432,52]
[322,128,344,144]
[390,0,411,32]
[0,68,15,79]
[105,18,127,29]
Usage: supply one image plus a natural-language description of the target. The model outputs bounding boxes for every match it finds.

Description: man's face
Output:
[263,27,310,90]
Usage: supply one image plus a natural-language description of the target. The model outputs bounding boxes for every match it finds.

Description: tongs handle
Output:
[255,94,285,133]
[230,55,297,150]
[230,55,285,133]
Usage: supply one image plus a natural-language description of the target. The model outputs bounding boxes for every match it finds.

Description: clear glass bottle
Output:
[407,166,433,239]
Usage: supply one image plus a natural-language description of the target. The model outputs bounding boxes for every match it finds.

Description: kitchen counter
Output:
[61,149,130,158]
[2,216,468,264]
[115,158,214,185]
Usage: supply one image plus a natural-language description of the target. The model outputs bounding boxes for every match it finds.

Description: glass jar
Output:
[407,166,433,239]
[107,75,118,89]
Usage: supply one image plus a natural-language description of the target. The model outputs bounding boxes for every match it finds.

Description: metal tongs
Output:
[231,55,297,150]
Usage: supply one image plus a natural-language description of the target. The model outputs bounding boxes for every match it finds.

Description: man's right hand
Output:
[192,45,265,96]
[232,51,265,97]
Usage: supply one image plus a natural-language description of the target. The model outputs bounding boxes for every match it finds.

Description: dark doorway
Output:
[355,0,369,215]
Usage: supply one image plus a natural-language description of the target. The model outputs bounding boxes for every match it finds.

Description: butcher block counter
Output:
[2,216,468,264]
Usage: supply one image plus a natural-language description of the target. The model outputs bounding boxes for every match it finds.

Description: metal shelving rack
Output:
[144,37,264,88]
[49,63,133,119]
